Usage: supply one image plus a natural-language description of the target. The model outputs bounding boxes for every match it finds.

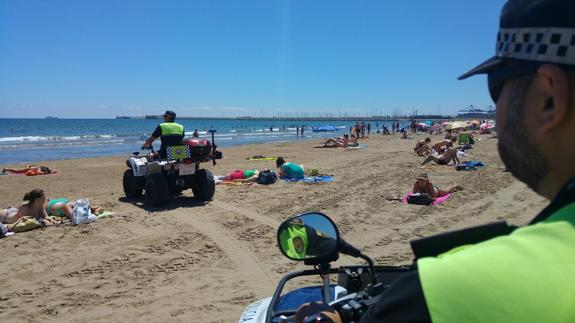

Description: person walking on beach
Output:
[367,123,371,136]
[142,110,185,159]
[301,125,304,136]
[294,1,575,322]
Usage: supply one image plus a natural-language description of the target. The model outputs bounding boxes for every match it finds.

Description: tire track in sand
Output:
[210,200,281,229]
[183,208,275,289]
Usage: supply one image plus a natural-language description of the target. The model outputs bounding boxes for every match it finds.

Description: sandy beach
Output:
[0,133,549,322]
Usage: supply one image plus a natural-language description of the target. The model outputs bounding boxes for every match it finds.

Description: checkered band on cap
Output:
[496,27,575,65]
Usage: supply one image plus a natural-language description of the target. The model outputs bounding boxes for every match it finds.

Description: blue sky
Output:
[0,0,504,118]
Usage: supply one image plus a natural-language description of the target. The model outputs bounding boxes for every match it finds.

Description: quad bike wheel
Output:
[145,173,170,207]
[123,169,144,198]
[192,169,215,201]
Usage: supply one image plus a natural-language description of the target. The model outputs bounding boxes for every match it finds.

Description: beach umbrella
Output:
[447,121,468,130]
[431,123,442,130]
[480,122,494,129]
[418,122,430,128]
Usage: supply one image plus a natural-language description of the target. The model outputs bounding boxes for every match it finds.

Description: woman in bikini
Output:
[412,173,462,198]
[46,198,103,219]
[0,189,56,225]
[2,165,55,176]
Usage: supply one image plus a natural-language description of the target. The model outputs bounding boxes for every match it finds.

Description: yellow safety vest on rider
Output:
[279,226,309,260]
[158,122,184,158]
[160,122,184,136]
[418,202,575,323]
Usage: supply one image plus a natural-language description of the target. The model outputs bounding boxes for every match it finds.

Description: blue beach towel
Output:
[283,176,334,183]
[456,161,486,171]
[464,161,485,167]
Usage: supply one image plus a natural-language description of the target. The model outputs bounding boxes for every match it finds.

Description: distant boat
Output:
[44,116,59,119]
[311,125,338,132]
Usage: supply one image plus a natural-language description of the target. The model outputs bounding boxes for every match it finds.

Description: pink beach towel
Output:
[401,192,453,205]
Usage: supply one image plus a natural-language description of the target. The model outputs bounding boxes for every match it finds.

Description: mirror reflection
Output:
[278,213,338,261]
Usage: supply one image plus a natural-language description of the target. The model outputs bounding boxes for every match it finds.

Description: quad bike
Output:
[239,212,515,323]
[123,131,223,207]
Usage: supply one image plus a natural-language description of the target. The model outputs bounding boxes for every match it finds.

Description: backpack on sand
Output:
[407,193,434,206]
[257,170,278,185]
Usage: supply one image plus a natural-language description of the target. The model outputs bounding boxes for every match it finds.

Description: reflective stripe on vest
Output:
[418,202,575,323]
[160,122,184,136]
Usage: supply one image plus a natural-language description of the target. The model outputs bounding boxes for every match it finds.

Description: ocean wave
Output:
[0,134,119,142]
[0,139,125,150]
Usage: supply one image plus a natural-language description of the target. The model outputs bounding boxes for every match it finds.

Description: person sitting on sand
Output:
[414,138,432,156]
[421,146,460,166]
[276,157,305,179]
[412,173,462,198]
[1,189,57,225]
[432,138,457,154]
[46,198,103,219]
[219,169,261,183]
[2,165,55,176]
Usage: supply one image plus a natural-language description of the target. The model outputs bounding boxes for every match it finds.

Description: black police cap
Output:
[164,110,176,119]
[458,0,575,80]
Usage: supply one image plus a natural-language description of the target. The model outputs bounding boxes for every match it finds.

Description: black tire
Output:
[144,173,170,207]
[192,169,215,201]
[123,169,144,198]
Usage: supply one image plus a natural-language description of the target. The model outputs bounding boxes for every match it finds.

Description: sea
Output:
[0,118,406,164]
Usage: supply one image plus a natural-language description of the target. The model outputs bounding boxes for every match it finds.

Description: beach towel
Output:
[96,211,115,219]
[346,144,368,150]
[283,176,334,183]
[246,156,278,161]
[222,181,255,186]
[3,170,58,176]
[401,192,453,205]
[456,161,485,171]
[463,161,485,167]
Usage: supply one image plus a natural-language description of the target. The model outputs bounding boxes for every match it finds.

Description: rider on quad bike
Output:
[142,110,184,159]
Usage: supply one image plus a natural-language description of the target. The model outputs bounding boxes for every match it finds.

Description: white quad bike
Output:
[239,212,515,323]
[123,132,223,207]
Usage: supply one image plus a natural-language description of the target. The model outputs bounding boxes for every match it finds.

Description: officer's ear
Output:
[535,64,571,134]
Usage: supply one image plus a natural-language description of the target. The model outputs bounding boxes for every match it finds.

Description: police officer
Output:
[279,218,337,260]
[296,0,575,322]
[142,110,185,159]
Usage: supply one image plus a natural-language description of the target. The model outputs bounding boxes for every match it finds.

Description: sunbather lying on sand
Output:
[2,165,55,176]
[1,189,56,225]
[219,169,261,183]
[414,138,432,156]
[46,198,103,219]
[412,173,462,198]
[421,146,460,166]
[321,134,358,148]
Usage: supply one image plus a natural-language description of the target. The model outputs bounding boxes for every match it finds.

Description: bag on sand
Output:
[257,170,278,185]
[407,193,434,206]
[72,199,97,225]
[8,217,42,233]
[0,222,8,238]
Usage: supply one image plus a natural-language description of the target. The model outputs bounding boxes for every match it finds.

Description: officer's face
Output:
[495,74,549,193]
[292,237,305,254]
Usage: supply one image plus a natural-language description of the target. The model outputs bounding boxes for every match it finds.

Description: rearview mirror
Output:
[277,212,339,264]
